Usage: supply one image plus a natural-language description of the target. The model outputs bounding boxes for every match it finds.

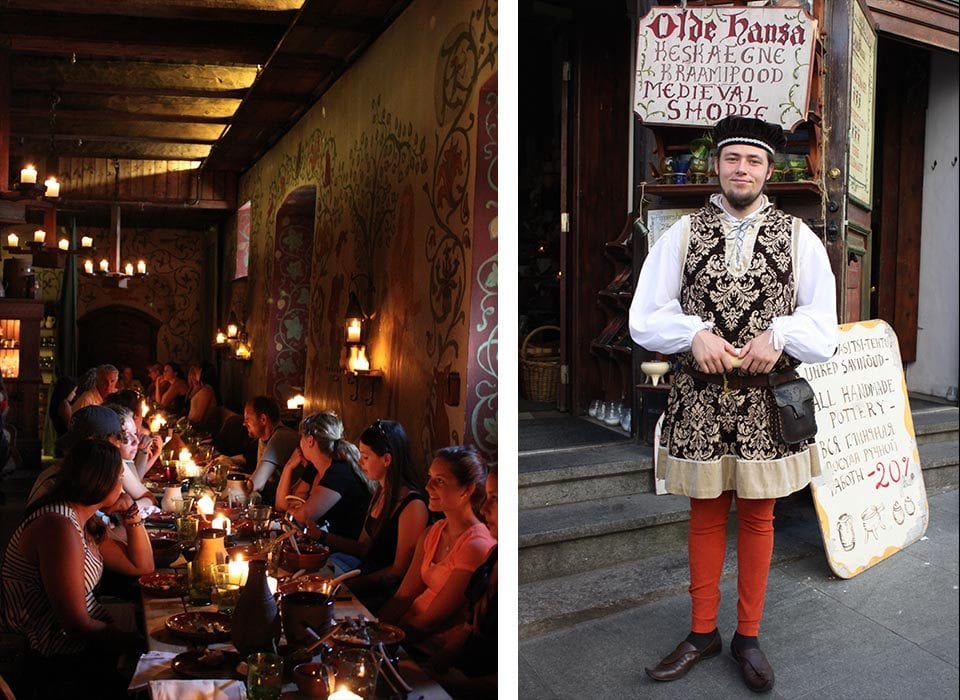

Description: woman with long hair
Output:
[274,411,374,539]
[0,439,153,695]
[307,420,429,611]
[155,362,189,415]
[187,361,221,434]
[379,445,495,647]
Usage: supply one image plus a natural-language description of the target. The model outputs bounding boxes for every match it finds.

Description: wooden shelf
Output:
[646,181,822,197]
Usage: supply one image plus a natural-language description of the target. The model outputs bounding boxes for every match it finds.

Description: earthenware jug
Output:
[232,558,281,657]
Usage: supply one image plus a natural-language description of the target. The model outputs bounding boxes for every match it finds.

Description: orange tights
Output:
[688,491,775,637]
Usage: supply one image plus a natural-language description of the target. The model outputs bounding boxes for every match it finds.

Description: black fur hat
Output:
[712,116,786,157]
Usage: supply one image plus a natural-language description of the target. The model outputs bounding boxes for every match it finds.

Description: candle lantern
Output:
[344,292,365,346]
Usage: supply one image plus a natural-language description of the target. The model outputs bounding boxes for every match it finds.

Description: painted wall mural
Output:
[234,0,497,466]
[465,74,498,461]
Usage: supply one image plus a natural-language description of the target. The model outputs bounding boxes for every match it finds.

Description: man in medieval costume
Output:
[630,116,838,693]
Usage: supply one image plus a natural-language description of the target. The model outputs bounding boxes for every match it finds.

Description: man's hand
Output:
[738,330,782,374]
[691,330,739,374]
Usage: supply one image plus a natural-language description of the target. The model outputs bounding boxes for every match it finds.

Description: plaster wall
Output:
[908,50,959,402]
[233,0,498,464]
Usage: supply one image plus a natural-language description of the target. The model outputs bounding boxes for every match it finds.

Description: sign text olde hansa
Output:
[634,7,817,129]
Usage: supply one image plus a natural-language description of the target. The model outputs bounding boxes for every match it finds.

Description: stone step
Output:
[518,491,689,584]
[913,406,959,445]
[918,439,959,494]
[518,442,654,510]
[519,491,824,639]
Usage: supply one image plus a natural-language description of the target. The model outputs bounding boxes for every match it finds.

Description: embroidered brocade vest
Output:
[678,203,797,372]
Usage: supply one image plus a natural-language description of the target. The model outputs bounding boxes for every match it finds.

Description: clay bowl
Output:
[151,537,182,568]
[281,540,330,572]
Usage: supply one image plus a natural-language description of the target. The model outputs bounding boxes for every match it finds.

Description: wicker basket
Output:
[521,325,561,403]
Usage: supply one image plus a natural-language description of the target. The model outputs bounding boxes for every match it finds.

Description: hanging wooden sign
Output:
[798,320,929,579]
[634,7,817,130]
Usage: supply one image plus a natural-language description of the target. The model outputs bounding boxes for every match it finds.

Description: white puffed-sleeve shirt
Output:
[629,195,838,363]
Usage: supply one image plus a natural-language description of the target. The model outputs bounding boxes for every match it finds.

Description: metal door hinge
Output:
[562,62,571,81]
[560,212,570,233]
[560,365,570,384]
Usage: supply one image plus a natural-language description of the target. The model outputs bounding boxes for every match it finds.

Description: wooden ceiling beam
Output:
[14,84,250,100]
[3,13,281,64]
[12,107,232,126]
[9,138,211,161]
[1,0,300,24]
[16,132,218,146]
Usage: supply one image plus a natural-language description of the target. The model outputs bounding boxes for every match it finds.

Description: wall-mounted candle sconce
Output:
[213,316,251,360]
[344,272,374,346]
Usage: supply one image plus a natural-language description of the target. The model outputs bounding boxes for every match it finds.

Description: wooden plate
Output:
[165,611,232,643]
[139,571,187,597]
[171,649,243,680]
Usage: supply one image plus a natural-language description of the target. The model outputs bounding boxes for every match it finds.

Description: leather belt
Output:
[684,367,799,390]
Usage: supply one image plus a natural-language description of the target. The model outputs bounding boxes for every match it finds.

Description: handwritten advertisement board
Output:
[798,321,928,579]
[847,0,876,209]
[634,7,817,129]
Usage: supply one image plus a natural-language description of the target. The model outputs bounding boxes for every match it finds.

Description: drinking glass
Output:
[604,401,622,426]
[176,514,200,543]
[246,652,284,700]
[246,505,273,535]
[595,401,607,422]
[334,648,379,699]
[588,400,600,418]
[211,565,241,615]
[186,561,213,606]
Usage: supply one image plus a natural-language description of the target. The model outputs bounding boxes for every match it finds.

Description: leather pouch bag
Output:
[769,374,817,444]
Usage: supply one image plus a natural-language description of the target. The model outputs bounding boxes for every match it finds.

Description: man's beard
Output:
[721,184,763,211]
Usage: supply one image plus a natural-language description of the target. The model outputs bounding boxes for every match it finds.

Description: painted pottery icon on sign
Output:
[798,320,929,579]
[634,6,817,129]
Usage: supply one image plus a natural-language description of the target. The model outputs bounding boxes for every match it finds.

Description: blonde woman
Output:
[275,411,374,540]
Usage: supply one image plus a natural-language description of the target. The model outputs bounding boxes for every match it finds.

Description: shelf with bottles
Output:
[645,121,823,199]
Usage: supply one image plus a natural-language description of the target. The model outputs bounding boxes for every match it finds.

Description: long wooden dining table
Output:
[134,541,451,698]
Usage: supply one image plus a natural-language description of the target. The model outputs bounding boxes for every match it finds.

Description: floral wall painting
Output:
[234,0,497,466]
[236,201,251,279]
[465,72,498,461]
[267,186,315,405]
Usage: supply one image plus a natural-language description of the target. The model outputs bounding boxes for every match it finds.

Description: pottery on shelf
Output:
[640,361,671,386]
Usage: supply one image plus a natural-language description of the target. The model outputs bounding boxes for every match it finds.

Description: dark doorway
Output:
[78,305,161,381]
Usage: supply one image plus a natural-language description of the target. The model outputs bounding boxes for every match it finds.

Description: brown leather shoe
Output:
[731,644,775,693]
[645,632,722,682]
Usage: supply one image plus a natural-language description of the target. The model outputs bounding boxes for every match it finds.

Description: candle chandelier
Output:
[79,201,149,288]
[13,92,62,200]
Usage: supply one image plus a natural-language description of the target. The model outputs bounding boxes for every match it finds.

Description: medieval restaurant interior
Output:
[0,0,499,697]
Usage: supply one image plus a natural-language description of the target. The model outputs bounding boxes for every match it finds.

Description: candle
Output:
[99,259,109,272]
[228,555,248,586]
[20,165,37,185]
[43,177,59,198]
[84,259,94,274]
[286,394,305,410]
[137,260,146,274]
[196,495,215,516]
[215,331,226,345]
[328,687,361,700]
[58,238,69,250]
[149,414,166,433]
[141,401,150,417]
[354,347,370,372]
[211,514,231,536]
[235,342,251,360]
[81,236,93,248]
[267,576,278,595]
[7,234,18,248]
[226,323,239,339]
[346,319,362,343]
[179,448,192,463]
[125,262,134,276]
[33,230,46,244]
